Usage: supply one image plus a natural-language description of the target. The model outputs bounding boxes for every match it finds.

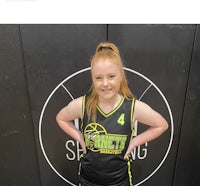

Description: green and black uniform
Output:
[79,96,135,186]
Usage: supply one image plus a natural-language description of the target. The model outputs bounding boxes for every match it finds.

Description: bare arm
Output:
[124,100,168,158]
[56,96,86,153]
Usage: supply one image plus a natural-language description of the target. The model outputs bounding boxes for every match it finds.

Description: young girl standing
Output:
[56,42,168,186]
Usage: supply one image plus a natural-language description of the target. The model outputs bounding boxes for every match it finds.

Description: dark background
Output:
[0,24,199,186]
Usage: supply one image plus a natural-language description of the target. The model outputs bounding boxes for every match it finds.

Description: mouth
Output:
[101,88,112,93]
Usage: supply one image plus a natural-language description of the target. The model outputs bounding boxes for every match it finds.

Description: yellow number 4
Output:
[117,113,125,125]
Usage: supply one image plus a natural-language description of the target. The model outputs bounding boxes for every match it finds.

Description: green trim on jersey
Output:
[81,95,86,130]
[97,97,125,118]
[130,98,136,144]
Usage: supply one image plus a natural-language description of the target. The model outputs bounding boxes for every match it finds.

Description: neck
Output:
[98,94,123,113]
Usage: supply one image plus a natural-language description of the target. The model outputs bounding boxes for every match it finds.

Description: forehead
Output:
[91,59,121,74]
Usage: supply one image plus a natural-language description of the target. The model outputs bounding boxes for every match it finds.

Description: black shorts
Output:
[79,175,133,186]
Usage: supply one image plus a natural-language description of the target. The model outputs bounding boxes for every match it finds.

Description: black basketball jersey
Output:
[79,96,136,186]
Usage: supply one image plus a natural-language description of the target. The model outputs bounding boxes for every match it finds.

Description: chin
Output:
[100,93,115,100]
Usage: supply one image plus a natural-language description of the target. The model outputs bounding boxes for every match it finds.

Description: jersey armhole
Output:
[81,95,86,130]
[130,98,136,125]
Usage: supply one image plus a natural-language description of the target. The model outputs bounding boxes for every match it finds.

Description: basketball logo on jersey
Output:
[84,123,127,154]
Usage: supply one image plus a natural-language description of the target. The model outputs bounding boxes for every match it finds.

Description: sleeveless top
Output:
[79,96,136,186]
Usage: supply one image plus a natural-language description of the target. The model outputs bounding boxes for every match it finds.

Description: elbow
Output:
[162,120,169,132]
[56,113,59,123]
[157,118,169,135]
[56,113,59,122]
[155,120,168,138]
[56,113,62,127]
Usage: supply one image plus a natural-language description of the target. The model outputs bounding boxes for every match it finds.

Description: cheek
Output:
[92,81,101,90]
[115,77,122,87]
[116,82,121,90]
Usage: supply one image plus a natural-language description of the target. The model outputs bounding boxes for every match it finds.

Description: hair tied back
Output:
[98,46,113,52]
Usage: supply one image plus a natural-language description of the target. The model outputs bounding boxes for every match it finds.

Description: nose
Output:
[102,78,108,86]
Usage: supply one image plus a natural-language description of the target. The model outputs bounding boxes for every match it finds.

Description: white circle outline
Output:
[39,67,174,186]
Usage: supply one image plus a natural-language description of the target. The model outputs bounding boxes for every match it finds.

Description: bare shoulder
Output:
[134,99,151,112]
[68,96,83,107]
[67,96,84,115]
[134,100,150,119]
[133,99,168,129]
[57,96,84,121]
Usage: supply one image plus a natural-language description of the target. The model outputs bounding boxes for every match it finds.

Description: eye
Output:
[108,74,115,79]
[95,76,102,80]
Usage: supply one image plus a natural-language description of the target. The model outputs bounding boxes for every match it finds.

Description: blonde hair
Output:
[86,42,134,122]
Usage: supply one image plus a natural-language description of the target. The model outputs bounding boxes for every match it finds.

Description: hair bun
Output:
[97,46,113,52]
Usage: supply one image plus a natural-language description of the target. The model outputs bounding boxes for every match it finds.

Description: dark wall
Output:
[0,24,199,186]
[173,25,200,186]
[0,25,41,185]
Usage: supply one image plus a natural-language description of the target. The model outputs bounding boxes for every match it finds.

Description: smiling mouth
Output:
[102,88,111,90]
[102,89,112,93]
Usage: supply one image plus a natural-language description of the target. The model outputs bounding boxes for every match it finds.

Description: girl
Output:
[56,42,168,186]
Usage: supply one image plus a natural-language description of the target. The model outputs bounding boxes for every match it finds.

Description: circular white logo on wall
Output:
[39,67,174,186]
